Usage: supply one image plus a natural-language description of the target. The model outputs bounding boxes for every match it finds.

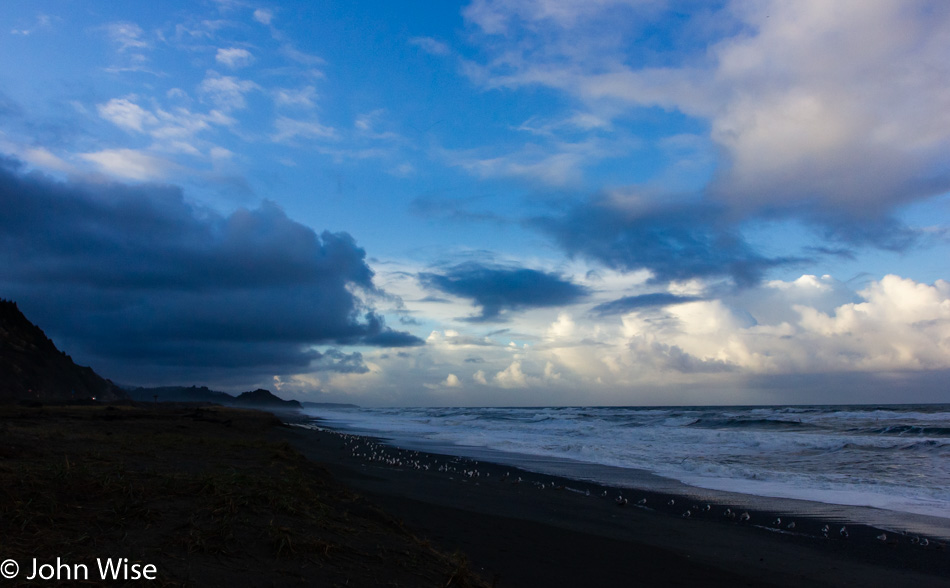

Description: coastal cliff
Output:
[0,299,126,403]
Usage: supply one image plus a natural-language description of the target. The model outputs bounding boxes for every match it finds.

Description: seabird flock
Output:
[317,427,939,550]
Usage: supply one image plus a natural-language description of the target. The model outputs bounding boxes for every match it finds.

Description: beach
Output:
[3,403,948,587]
[280,420,950,588]
[0,404,488,587]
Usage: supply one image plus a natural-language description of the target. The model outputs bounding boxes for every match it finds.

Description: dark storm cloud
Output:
[0,157,421,385]
[591,292,702,316]
[418,262,589,322]
[530,196,795,287]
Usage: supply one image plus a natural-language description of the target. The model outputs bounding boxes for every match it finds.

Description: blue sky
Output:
[2,0,949,405]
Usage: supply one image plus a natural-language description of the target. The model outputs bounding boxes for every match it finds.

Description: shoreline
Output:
[278,417,950,588]
[296,406,950,541]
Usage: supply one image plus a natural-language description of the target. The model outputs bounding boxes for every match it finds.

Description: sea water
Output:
[302,404,950,538]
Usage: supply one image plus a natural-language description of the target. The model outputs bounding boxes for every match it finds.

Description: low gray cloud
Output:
[0,156,421,386]
[418,262,589,322]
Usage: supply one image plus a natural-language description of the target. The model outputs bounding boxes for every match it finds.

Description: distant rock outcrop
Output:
[0,299,127,402]
[233,388,303,410]
[127,385,302,411]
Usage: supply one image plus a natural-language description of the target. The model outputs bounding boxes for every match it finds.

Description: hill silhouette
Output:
[127,385,302,411]
[234,388,302,410]
[0,299,126,402]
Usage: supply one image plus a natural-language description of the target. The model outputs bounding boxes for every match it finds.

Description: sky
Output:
[1,0,949,406]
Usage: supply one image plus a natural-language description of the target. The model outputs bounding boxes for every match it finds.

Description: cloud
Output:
[18,147,75,174]
[199,71,260,110]
[104,22,150,52]
[409,36,451,56]
[531,192,793,287]
[419,262,590,321]
[274,86,318,108]
[215,47,254,69]
[462,1,950,241]
[494,360,529,388]
[615,274,950,375]
[309,349,370,374]
[79,148,170,181]
[253,9,274,25]
[592,292,702,316]
[0,157,421,385]
[11,13,53,36]
[463,0,648,34]
[97,98,160,132]
[443,137,624,187]
[272,115,336,142]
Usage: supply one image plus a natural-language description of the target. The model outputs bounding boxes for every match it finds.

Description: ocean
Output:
[301,404,950,539]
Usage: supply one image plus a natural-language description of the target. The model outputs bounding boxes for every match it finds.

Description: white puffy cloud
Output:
[104,22,149,52]
[97,98,159,132]
[619,275,950,375]
[199,72,261,111]
[271,116,336,142]
[494,359,529,388]
[409,36,451,56]
[793,275,950,370]
[264,263,949,406]
[462,0,950,217]
[215,47,254,69]
[18,147,75,173]
[274,86,318,108]
[546,312,575,340]
[253,9,274,25]
[79,148,169,180]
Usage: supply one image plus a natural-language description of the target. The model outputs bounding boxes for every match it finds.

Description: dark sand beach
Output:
[3,403,948,587]
[0,404,488,587]
[280,421,950,588]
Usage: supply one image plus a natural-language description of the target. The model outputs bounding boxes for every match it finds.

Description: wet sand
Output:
[280,422,950,588]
